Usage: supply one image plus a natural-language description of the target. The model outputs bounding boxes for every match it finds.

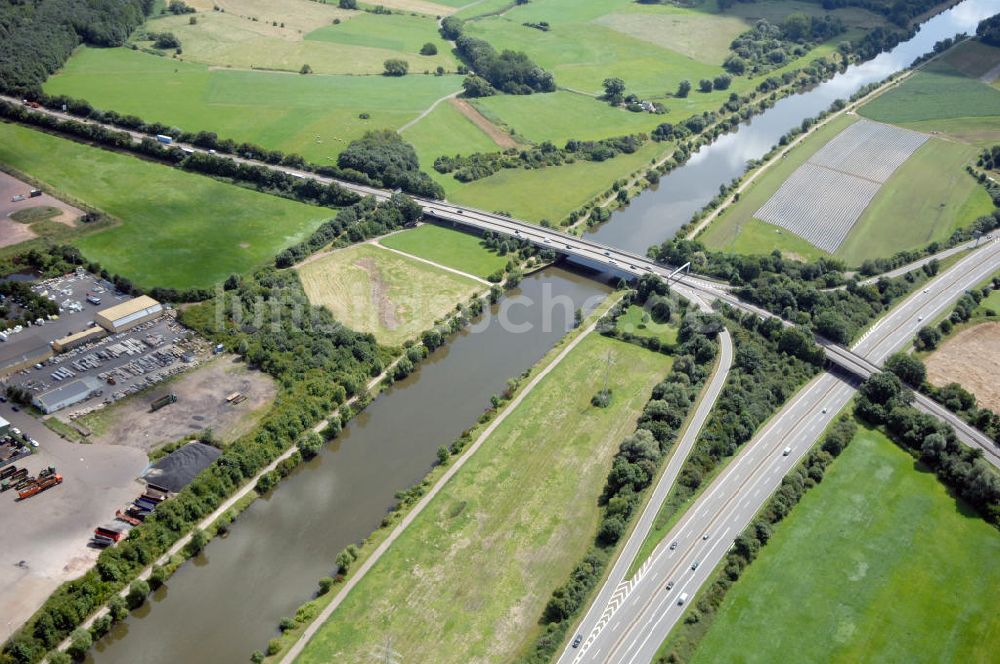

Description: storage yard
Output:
[754,119,929,252]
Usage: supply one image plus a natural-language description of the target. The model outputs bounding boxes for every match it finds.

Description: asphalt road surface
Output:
[561,238,1000,664]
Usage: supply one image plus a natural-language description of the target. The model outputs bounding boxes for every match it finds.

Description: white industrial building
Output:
[33,376,104,414]
[95,296,163,333]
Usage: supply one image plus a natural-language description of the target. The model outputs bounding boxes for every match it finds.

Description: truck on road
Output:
[17,474,62,500]
[155,134,173,145]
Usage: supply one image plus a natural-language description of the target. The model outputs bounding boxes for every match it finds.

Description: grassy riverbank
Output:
[294,334,672,664]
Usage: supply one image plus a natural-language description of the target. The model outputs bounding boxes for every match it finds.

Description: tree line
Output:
[440,18,555,96]
[521,306,722,664]
[3,96,444,199]
[0,0,152,94]
[652,238,931,345]
[433,134,646,182]
[855,371,1000,524]
[979,12,1000,46]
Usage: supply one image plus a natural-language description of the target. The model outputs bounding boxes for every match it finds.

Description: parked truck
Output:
[17,474,62,500]
[155,134,173,145]
[150,393,177,412]
[1,468,29,491]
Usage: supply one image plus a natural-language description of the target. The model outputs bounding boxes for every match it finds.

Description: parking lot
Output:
[2,270,209,423]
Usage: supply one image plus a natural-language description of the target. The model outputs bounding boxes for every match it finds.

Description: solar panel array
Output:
[754,119,929,253]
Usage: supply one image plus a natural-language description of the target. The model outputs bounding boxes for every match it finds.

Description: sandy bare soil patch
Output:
[451,98,518,149]
[0,408,147,642]
[926,322,1000,412]
[72,355,276,452]
[0,170,82,247]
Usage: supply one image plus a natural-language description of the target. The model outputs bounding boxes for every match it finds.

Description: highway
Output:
[559,237,1000,664]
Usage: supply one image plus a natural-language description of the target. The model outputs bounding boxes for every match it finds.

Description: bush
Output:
[126,579,151,609]
[419,42,437,55]
[383,58,409,76]
[67,628,92,660]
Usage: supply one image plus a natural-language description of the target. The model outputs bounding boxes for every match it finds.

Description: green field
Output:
[297,242,480,346]
[379,224,508,279]
[701,112,992,265]
[616,304,679,347]
[400,100,501,186]
[142,8,456,75]
[860,61,1000,127]
[447,140,663,223]
[835,139,993,264]
[680,426,1000,664]
[0,122,327,289]
[471,91,665,144]
[44,47,462,163]
[295,334,673,664]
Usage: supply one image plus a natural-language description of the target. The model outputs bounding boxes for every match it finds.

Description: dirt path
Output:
[449,97,519,149]
[278,295,621,664]
[354,255,400,331]
[398,90,461,133]
[373,240,491,285]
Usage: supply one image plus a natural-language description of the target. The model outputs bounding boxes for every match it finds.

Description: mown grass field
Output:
[681,426,1000,664]
[0,122,327,289]
[297,242,480,346]
[446,140,663,223]
[379,224,508,279]
[615,304,679,347]
[401,99,501,187]
[144,8,456,75]
[44,47,462,163]
[295,334,673,664]
[701,111,991,265]
[835,138,993,264]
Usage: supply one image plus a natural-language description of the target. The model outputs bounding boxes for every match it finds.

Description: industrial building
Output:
[33,376,104,414]
[51,326,107,353]
[95,296,163,333]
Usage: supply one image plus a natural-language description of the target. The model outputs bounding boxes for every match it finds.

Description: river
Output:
[586,0,1000,254]
[86,267,610,664]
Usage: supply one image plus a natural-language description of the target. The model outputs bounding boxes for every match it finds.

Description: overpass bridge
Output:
[7,96,998,461]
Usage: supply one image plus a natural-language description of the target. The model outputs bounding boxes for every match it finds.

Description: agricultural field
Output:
[297,242,482,346]
[378,224,508,280]
[295,334,673,664]
[44,47,463,163]
[753,119,928,253]
[0,122,328,289]
[681,426,1000,664]
[140,5,455,75]
[701,112,992,265]
[925,322,1000,413]
[860,42,1000,145]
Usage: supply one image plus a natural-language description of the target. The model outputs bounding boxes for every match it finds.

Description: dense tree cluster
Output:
[274,194,423,268]
[855,372,1000,524]
[524,309,721,664]
[0,0,152,93]
[433,134,645,182]
[815,0,959,27]
[978,13,1000,46]
[979,144,1000,171]
[0,281,59,330]
[337,130,444,198]
[453,34,555,95]
[651,238,934,344]
[725,15,845,76]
